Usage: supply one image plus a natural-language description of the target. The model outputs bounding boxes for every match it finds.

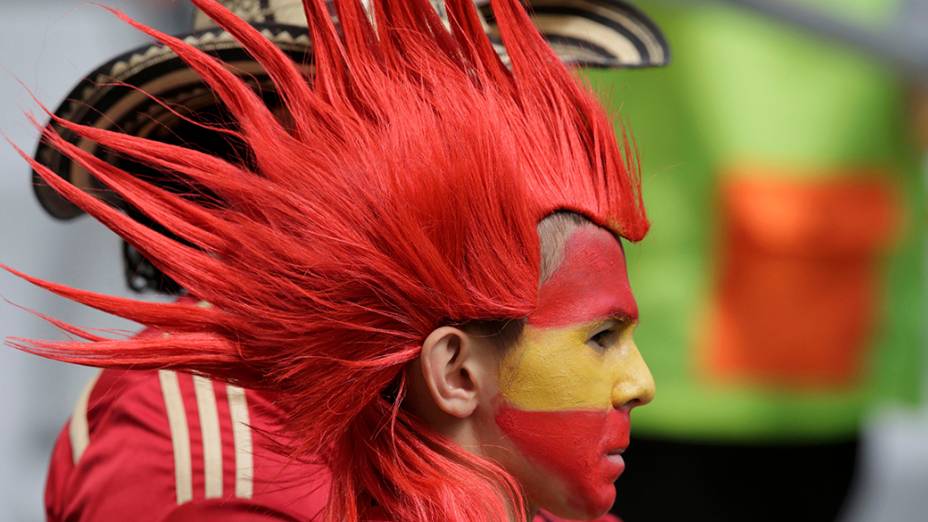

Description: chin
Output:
[539,482,616,521]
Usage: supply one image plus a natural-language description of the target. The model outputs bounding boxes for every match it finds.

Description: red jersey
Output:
[45,363,330,521]
[45,333,619,521]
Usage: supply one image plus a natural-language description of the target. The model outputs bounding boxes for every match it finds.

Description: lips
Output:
[600,435,628,477]
[605,446,626,462]
[603,450,626,475]
[603,427,630,459]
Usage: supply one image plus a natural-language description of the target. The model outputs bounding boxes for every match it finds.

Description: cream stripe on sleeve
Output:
[69,370,101,464]
[193,375,223,498]
[159,370,193,504]
[226,384,254,499]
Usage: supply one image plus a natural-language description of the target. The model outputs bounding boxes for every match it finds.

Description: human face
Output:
[491,226,654,519]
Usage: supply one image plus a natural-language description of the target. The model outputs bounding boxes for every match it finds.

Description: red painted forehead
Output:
[529,227,637,328]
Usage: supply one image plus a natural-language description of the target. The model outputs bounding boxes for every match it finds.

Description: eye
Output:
[587,321,621,351]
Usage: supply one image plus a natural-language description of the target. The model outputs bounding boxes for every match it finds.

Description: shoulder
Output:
[47,368,327,521]
[46,369,175,520]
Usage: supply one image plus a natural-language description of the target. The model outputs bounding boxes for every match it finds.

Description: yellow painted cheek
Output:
[498,324,628,411]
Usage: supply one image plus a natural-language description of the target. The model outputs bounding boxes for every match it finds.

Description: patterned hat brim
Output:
[33,2,668,220]
[482,0,669,69]
[33,25,311,220]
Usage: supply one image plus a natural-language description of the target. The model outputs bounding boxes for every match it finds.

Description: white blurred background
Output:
[0,2,188,520]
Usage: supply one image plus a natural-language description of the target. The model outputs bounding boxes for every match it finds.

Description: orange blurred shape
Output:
[702,171,902,390]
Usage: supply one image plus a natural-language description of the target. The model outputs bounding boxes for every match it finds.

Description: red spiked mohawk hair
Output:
[9,0,647,519]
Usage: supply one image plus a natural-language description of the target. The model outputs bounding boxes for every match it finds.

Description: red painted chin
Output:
[495,404,630,516]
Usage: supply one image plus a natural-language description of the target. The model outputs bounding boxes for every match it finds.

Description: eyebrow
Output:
[591,307,637,326]
[528,289,639,327]
[606,307,637,322]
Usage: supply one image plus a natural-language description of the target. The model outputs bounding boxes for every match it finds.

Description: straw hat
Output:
[33,0,669,219]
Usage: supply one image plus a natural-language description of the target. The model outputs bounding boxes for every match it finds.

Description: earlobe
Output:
[419,326,480,418]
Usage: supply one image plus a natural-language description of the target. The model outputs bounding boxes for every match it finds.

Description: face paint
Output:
[495,405,629,515]
[493,226,653,516]
[529,227,637,328]
[497,321,646,410]
[495,322,648,514]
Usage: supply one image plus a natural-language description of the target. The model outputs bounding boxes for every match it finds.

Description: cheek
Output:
[494,327,631,516]
[495,404,629,516]
[497,327,616,410]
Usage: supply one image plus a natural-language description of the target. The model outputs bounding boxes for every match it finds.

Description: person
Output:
[6,0,668,520]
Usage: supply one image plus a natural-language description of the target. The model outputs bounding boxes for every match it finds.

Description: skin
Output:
[407,224,655,521]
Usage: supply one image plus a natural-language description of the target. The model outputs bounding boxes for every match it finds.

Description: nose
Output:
[611,340,655,410]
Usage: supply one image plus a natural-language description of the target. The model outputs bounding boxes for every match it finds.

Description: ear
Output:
[418,326,482,418]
